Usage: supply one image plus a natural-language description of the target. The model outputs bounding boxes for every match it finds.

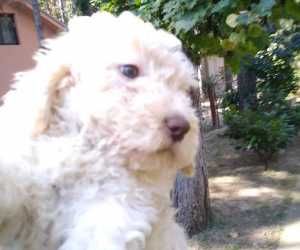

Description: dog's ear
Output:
[180,164,194,177]
[2,62,75,138]
[31,65,74,137]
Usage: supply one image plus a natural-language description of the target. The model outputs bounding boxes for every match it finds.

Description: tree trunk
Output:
[201,57,220,129]
[224,64,233,91]
[237,59,257,110]
[72,0,77,15]
[172,86,211,237]
[43,0,51,15]
[201,57,210,85]
[57,0,68,25]
[31,0,44,47]
[207,85,220,129]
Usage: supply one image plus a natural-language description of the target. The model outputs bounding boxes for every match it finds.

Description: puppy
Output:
[0,12,199,250]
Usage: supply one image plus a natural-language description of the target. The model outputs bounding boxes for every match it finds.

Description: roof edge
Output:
[14,0,66,32]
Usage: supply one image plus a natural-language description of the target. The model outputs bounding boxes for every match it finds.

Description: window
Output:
[0,14,19,45]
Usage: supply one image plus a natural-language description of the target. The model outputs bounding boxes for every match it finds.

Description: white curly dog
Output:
[0,12,199,250]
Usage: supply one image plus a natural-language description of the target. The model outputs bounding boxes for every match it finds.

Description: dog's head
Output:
[3,12,199,176]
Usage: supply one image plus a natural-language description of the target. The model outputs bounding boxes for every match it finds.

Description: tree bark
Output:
[224,64,233,91]
[207,85,220,129]
[201,57,220,129]
[72,0,77,15]
[57,0,68,25]
[237,59,257,110]
[201,57,210,84]
[172,86,210,237]
[31,0,44,47]
[43,0,51,15]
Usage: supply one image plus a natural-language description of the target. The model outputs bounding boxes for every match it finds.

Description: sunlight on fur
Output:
[0,11,199,250]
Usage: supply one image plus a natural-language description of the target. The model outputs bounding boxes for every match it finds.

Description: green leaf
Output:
[220,39,236,51]
[191,35,223,55]
[185,0,198,10]
[162,1,178,15]
[135,0,141,6]
[248,24,263,37]
[227,11,258,27]
[211,0,230,14]
[279,18,295,30]
[285,0,300,22]
[236,11,251,26]
[252,0,276,16]
[173,6,208,34]
[229,31,246,45]
[225,52,242,73]
[226,13,239,28]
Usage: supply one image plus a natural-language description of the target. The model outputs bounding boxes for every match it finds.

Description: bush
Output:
[289,105,300,127]
[220,89,239,109]
[224,109,296,169]
[223,28,300,169]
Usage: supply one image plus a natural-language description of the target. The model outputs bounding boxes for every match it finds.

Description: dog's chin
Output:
[169,144,195,176]
[164,138,197,176]
[127,139,195,177]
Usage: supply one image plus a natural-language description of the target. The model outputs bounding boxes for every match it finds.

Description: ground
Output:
[188,127,300,250]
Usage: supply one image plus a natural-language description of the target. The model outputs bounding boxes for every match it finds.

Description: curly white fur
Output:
[0,12,199,250]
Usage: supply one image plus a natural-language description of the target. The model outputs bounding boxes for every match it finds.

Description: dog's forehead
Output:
[69,12,182,52]
[67,12,196,87]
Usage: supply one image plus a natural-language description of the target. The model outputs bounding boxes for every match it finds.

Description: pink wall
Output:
[0,3,62,97]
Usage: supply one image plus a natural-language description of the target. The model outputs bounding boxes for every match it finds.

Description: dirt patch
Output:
[189,128,300,250]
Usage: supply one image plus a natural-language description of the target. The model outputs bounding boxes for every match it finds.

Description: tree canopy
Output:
[87,0,300,72]
[39,1,300,71]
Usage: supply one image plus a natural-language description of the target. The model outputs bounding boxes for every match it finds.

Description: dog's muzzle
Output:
[164,115,190,142]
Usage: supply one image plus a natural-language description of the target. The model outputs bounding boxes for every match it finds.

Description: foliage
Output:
[74,0,92,15]
[224,107,298,168]
[223,28,300,169]
[104,0,300,71]
[90,0,138,14]
[39,0,73,24]
[39,0,137,23]
[39,1,300,72]
[220,89,239,109]
[251,29,300,107]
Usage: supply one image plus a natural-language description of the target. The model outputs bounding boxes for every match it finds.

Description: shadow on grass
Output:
[194,130,300,249]
[192,199,299,250]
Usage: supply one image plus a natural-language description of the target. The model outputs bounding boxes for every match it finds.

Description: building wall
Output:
[0,4,61,97]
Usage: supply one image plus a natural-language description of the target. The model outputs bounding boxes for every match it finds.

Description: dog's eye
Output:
[119,64,139,79]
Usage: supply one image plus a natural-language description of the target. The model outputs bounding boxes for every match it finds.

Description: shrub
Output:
[222,28,300,169]
[224,109,296,169]
[220,89,239,109]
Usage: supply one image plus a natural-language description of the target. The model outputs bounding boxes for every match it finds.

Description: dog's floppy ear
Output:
[2,61,75,138]
[180,164,194,177]
[32,64,74,137]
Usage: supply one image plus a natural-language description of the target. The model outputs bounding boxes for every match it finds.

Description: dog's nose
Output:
[165,115,190,142]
